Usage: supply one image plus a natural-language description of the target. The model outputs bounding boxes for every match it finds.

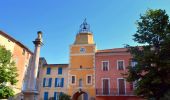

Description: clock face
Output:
[80,47,86,53]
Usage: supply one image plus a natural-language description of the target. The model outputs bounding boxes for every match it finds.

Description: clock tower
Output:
[68,19,96,100]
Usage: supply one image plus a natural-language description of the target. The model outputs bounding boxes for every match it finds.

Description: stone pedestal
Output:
[23,90,38,100]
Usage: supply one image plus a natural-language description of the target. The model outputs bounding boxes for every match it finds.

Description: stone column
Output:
[23,31,43,100]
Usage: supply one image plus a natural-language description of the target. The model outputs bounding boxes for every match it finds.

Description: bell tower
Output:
[68,19,96,100]
[74,19,94,45]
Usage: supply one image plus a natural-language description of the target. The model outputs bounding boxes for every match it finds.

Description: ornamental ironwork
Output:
[79,18,91,33]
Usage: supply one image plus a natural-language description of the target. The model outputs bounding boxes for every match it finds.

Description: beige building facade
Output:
[0,30,33,99]
[38,62,68,100]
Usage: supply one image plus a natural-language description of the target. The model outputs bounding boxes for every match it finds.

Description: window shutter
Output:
[55,78,58,87]
[44,92,48,100]
[54,92,56,100]
[61,78,64,87]
[43,78,46,87]
[46,67,51,74]
[60,68,62,74]
[49,78,52,87]
[58,68,62,75]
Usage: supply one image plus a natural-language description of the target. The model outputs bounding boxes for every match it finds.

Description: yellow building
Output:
[37,57,69,100]
[68,19,96,100]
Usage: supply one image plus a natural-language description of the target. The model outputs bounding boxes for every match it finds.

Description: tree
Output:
[125,9,170,100]
[59,93,71,100]
[0,46,18,99]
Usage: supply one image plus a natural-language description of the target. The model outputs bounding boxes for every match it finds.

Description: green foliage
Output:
[0,85,15,98]
[0,46,18,98]
[125,9,170,99]
[59,93,71,100]
[48,93,71,100]
[160,90,170,100]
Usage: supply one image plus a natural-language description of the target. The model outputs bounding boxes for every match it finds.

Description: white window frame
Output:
[101,61,109,71]
[86,75,92,85]
[117,60,125,70]
[71,75,76,85]
[102,78,110,95]
[117,78,126,95]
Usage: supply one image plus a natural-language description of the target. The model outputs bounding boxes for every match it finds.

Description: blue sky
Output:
[0,0,170,64]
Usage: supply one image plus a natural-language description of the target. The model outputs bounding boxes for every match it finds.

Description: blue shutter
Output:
[60,68,62,74]
[58,68,62,75]
[55,78,60,87]
[54,92,56,100]
[49,78,52,87]
[44,92,48,100]
[61,78,64,87]
[55,78,57,87]
[43,78,46,87]
[54,92,59,100]
[47,67,51,74]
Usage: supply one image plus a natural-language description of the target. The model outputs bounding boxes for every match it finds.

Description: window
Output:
[54,92,60,100]
[58,67,62,75]
[117,60,124,70]
[118,78,125,95]
[87,75,92,85]
[103,79,110,95]
[79,79,82,87]
[71,76,76,84]
[43,78,52,87]
[22,49,26,55]
[55,78,64,87]
[44,92,48,100]
[46,67,51,74]
[80,65,82,69]
[102,61,109,71]
[27,52,29,59]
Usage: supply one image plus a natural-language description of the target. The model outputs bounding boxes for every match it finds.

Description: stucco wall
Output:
[0,34,15,53]
[95,52,133,94]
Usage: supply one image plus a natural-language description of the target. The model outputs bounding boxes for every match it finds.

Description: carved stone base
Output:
[23,90,38,100]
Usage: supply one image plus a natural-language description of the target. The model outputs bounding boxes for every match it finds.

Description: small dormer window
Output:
[22,49,26,55]
[80,47,85,53]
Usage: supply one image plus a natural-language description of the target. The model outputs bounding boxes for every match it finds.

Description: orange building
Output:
[68,20,96,100]
[0,30,33,99]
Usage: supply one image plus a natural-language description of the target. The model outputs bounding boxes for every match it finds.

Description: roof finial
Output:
[79,18,90,33]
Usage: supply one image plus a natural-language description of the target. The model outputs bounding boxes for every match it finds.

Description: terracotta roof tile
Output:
[97,48,128,53]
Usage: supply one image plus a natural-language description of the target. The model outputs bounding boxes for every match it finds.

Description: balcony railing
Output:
[96,88,135,96]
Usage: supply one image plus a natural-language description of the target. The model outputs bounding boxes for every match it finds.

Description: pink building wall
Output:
[95,48,133,95]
